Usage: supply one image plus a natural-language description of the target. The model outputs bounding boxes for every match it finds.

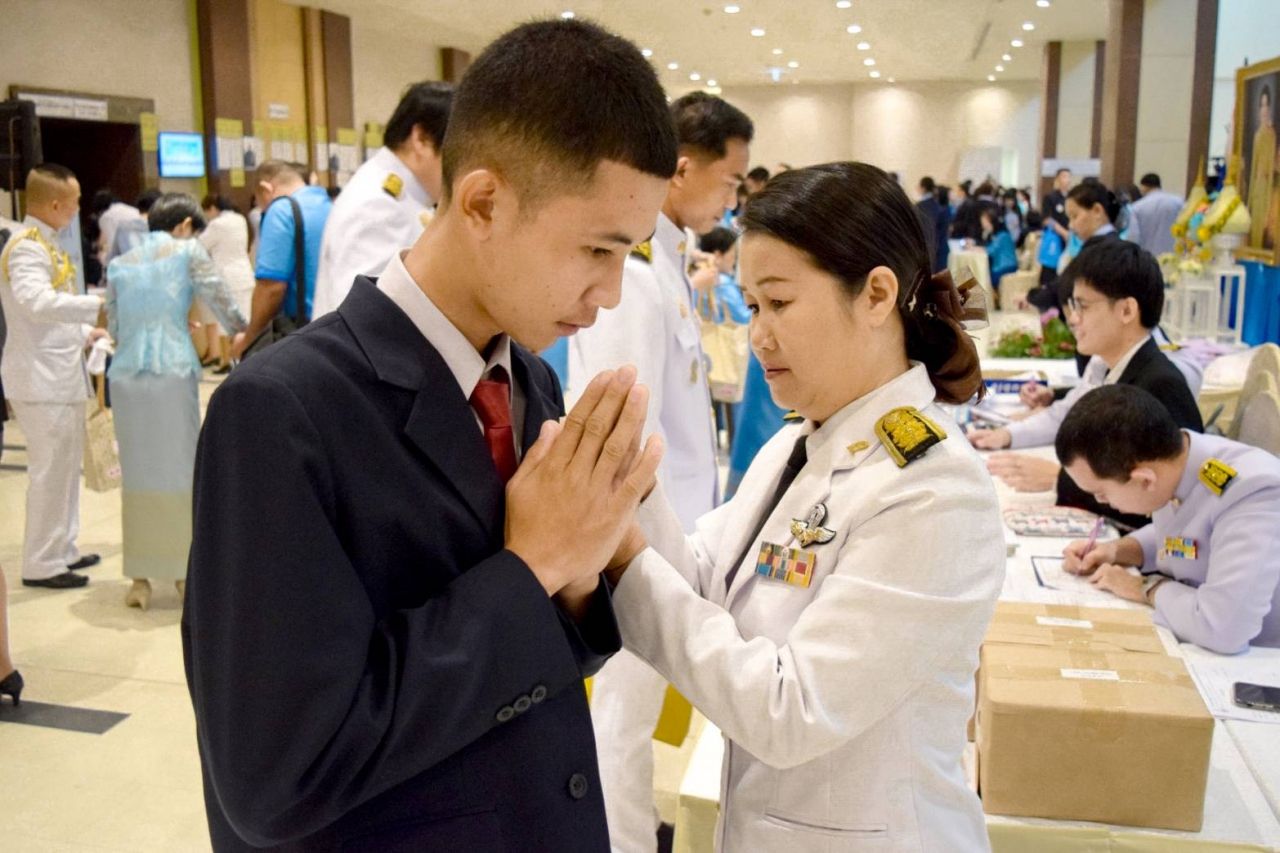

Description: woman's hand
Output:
[986,453,1060,492]
[1019,382,1054,409]
[968,427,1012,450]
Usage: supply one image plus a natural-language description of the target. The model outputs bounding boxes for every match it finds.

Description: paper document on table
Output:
[1029,556,1127,607]
[1182,646,1280,724]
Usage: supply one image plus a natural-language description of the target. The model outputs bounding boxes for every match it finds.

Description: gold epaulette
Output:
[630,240,653,263]
[1159,342,1183,352]
[783,410,803,422]
[875,406,947,468]
[1199,458,1237,496]
[1,227,76,293]
[382,173,404,199]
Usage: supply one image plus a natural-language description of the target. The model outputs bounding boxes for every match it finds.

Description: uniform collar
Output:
[1173,431,1211,506]
[800,363,939,474]
[653,212,688,266]
[376,250,513,404]
[21,214,60,241]
[375,146,433,208]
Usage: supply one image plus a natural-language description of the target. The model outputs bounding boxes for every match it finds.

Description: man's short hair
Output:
[671,92,753,161]
[439,19,677,206]
[1140,172,1161,189]
[137,188,163,213]
[747,166,770,183]
[384,81,454,151]
[698,226,737,255]
[91,188,117,215]
[256,160,306,185]
[1056,385,1184,480]
[919,176,936,193]
[25,163,77,208]
[1068,238,1165,328]
[1055,167,1072,178]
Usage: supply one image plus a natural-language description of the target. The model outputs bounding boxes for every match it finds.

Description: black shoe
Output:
[67,554,100,571]
[212,363,233,375]
[23,572,88,589]
[0,670,23,706]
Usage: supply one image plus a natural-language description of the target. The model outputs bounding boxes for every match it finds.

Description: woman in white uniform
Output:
[608,163,1005,851]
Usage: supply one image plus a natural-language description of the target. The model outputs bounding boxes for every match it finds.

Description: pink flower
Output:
[1040,308,1060,324]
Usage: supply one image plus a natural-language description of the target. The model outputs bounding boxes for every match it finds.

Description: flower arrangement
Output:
[1158,253,1205,285]
[989,308,1077,359]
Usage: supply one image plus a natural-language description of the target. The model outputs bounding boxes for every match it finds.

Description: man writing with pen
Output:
[1052,385,1280,655]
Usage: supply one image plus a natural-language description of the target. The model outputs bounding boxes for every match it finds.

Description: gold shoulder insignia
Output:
[630,240,653,263]
[783,410,803,422]
[382,173,404,199]
[1159,342,1183,352]
[875,406,947,468]
[1199,458,1237,496]
[846,440,870,455]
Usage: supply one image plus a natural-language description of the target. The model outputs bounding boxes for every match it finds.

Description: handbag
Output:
[240,195,308,361]
[699,289,749,404]
[83,375,122,492]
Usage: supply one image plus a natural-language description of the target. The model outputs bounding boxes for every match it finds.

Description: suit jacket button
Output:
[568,773,589,800]
[513,695,532,714]
[530,685,548,703]
[496,705,515,723]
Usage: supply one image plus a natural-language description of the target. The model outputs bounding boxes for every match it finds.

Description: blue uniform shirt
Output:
[1132,432,1280,653]
[254,185,332,322]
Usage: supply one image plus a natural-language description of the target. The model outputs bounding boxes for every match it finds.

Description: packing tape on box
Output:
[990,606,1156,637]
[988,649,1198,709]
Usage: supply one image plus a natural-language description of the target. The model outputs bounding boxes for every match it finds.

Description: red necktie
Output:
[470,368,518,484]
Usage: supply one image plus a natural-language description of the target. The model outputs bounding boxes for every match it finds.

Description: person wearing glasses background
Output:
[970,239,1202,529]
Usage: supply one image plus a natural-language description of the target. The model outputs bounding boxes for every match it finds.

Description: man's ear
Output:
[1129,465,1159,492]
[670,155,692,189]
[451,168,502,239]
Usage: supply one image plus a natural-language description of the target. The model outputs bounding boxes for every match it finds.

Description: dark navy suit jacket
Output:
[182,277,620,851]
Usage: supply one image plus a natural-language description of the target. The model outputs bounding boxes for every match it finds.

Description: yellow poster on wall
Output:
[229,168,245,188]
[139,112,160,152]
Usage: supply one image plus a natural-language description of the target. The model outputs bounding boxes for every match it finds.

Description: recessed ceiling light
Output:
[846,24,862,34]
[1022,21,1035,31]
[1002,53,1013,61]
[667,61,679,70]
[863,58,876,66]
[836,0,852,7]
[560,10,574,18]
[887,77,896,83]
[787,60,799,68]
[751,27,766,37]
[707,79,718,87]
[641,48,653,57]
[1011,39,1024,47]
[870,70,882,79]
[724,4,740,13]
[987,75,996,81]
[1037,0,1051,6]
[857,41,871,50]
[690,72,702,81]
[772,47,784,55]
[995,65,1005,72]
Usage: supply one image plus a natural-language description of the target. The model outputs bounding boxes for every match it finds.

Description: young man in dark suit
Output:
[183,20,676,852]
[972,239,1202,528]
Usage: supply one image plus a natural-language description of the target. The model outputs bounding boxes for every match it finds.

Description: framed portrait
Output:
[1235,54,1280,265]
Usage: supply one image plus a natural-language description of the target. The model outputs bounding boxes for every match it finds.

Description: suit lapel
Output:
[1116,337,1157,386]
[510,345,563,457]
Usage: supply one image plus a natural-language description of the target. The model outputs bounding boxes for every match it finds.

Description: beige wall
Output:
[1134,0,1198,197]
[1057,41,1098,160]
[708,80,1040,192]
[351,20,444,132]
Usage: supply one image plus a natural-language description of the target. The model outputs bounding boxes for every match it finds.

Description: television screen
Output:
[158,132,205,178]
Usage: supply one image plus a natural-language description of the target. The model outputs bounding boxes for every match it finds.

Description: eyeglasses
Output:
[1064,295,1114,316]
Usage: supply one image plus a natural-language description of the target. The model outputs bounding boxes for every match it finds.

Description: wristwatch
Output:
[1141,575,1169,606]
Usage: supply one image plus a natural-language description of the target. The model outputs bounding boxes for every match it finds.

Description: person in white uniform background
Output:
[571,90,752,852]
[605,163,1005,852]
[311,81,454,318]
[0,164,108,589]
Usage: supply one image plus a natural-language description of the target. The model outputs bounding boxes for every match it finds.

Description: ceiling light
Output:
[995,65,1005,72]
[836,0,852,7]
[887,77,896,83]
[870,71,882,79]
[846,24,862,34]
[641,48,653,57]
[1037,0,1051,6]
[560,10,574,18]
[707,79,718,87]
[667,61,679,70]
[857,41,871,50]
[690,72,701,81]
[863,58,876,66]
[772,47,784,55]
[1011,39,1024,47]
[751,27,766,37]
[1002,53,1013,61]
[724,4,740,12]
[988,75,996,81]
[1022,21,1035,31]
[787,60,799,68]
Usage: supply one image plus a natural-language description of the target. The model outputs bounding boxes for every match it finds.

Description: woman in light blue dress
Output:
[105,194,245,610]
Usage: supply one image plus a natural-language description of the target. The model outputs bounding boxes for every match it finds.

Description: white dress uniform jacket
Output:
[613,365,1006,852]
[311,147,434,318]
[0,216,101,403]
[1130,431,1280,654]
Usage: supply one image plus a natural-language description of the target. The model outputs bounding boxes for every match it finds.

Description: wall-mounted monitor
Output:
[158,132,205,178]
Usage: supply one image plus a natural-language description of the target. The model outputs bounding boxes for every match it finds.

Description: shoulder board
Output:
[1159,342,1183,352]
[875,406,947,468]
[630,240,653,263]
[382,173,404,199]
[783,410,803,422]
[1,227,45,277]
[1198,458,1237,496]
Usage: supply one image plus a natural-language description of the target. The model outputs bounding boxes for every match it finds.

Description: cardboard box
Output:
[976,644,1213,831]
[969,603,1166,741]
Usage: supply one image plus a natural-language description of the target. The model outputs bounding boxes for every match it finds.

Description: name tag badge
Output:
[1161,537,1198,560]
[755,541,816,588]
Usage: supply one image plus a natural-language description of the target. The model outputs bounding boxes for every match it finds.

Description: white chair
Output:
[997,231,1042,312]
[1235,390,1280,456]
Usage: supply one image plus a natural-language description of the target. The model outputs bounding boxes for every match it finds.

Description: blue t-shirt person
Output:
[254,185,332,322]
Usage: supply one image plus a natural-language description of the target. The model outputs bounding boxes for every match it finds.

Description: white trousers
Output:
[590,648,670,853]
[10,400,83,580]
